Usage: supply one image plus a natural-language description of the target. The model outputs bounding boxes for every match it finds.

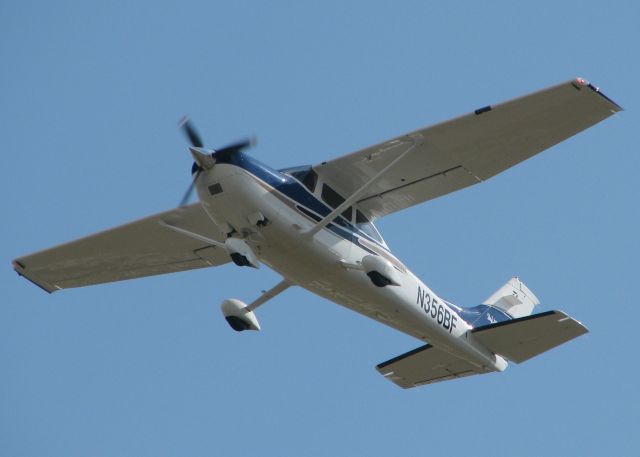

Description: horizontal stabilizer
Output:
[376,344,489,389]
[472,310,588,363]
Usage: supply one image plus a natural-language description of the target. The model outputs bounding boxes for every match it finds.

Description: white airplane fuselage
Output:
[196,153,507,374]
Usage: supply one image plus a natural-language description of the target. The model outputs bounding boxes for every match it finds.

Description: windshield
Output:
[279,166,387,247]
[280,165,317,193]
[355,209,386,245]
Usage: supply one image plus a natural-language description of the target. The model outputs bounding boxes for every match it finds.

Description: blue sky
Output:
[2,1,638,456]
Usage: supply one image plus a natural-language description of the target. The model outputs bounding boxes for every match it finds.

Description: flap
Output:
[13,203,230,292]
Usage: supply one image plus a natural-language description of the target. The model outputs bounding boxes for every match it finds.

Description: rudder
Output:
[484,277,539,318]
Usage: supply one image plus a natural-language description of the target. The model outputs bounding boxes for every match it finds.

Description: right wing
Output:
[315,79,622,220]
[376,344,490,388]
[13,203,230,292]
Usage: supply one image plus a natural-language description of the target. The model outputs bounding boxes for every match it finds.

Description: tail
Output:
[377,277,588,387]
[470,277,587,364]
[483,277,539,318]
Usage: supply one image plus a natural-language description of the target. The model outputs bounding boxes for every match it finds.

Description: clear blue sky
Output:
[2,1,638,456]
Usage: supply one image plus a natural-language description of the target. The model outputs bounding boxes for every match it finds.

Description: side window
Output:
[355,209,385,244]
[290,168,318,193]
[322,184,352,221]
[355,209,368,224]
[321,184,345,209]
[341,206,352,222]
[301,169,318,193]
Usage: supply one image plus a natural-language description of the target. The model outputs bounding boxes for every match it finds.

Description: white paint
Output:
[196,163,506,373]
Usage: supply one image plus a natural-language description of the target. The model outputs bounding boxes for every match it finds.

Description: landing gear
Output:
[230,252,255,267]
[224,238,260,269]
[367,271,394,287]
[221,299,261,331]
[221,279,291,332]
[362,255,401,287]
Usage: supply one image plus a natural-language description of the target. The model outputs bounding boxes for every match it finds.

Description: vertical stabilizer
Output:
[483,277,539,318]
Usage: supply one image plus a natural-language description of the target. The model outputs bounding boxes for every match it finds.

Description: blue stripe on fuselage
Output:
[213,150,388,252]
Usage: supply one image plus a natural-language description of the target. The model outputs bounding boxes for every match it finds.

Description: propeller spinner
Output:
[177,117,256,207]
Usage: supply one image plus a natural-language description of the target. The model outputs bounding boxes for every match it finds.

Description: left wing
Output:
[314,79,621,220]
[376,344,489,388]
[13,203,230,292]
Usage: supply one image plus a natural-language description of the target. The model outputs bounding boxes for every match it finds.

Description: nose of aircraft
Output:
[190,146,216,169]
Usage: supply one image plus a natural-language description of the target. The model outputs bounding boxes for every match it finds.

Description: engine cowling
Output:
[221,299,261,331]
[362,254,401,287]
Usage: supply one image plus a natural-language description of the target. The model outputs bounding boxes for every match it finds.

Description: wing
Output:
[13,203,230,292]
[315,79,622,220]
[376,344,490,388]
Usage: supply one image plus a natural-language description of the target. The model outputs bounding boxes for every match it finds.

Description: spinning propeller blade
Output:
[178,116,204,148]
[179,168,202,207]
[177,117,256,207]
[215,136,256,155]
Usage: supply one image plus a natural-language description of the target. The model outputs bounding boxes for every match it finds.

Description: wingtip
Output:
[177,115,189,128]
[575,77,624,112]
[12,259,57,294]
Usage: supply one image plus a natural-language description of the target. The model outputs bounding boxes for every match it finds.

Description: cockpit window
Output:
[341,205,353,221]
[281,166,386,246]
[322,184,352,220]
[355,209,385,245]
[282,165,318,193]
[321,183,345,209]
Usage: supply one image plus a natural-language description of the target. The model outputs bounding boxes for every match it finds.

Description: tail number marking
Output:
[417,286,457,333]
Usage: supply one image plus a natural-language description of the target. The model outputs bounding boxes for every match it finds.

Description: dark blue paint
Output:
[213,150,388,251]
[457,304,513,327]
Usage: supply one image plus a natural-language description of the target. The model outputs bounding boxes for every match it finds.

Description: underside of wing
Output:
[376,344,489,388]
[13,204,230,292]
[315,79,622,220]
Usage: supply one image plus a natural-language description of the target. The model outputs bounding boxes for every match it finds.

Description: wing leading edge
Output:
[13,203,230,292]
[315,78,622,220]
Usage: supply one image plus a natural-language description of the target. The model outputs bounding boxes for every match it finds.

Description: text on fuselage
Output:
[417,286,457,333]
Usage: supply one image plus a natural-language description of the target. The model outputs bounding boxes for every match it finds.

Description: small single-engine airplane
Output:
[14,78,621,388]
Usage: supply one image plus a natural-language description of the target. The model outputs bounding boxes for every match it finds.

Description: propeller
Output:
[178,169,201,207]
[177,117,256,207]
[214,137,256,156]
[178,117,205,207]
[179,116,204,148]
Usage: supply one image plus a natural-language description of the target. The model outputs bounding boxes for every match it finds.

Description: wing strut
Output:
[246,279,292,311]
[221,279,292,332]
[159,220,260,268]
[159,220,227,248]
[304,133,422,237]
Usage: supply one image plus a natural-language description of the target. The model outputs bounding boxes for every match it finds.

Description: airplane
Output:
[13,78,621,388]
